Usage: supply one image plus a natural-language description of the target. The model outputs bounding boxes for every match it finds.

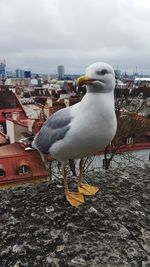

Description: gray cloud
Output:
[0,0,150,74]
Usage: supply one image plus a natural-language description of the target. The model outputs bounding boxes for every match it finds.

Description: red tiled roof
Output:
[0,164,5,170]
[17,160,30,167]
[0,143,48,183]
[0,131,8,145]
[6,118,29,127]
[0,108,28,123]
[0,90,28,123]
[33,119,43,133]
[0,143,25,157]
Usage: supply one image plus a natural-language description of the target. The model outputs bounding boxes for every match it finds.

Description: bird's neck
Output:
[86,83,104,93]
[83,91,115,106]
[80,91,115,116]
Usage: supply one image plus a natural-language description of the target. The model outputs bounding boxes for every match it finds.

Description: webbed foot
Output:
[78,183,99,196]
[66,191,85,207]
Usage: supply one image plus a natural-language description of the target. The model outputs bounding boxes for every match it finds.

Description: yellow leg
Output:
[78,159,99,196]
[62,165,84,207]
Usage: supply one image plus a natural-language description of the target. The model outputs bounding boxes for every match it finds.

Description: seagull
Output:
[32,62,117,207]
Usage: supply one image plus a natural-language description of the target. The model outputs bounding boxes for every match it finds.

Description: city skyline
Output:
[0,0,150,74]
[4,63,150,77]
[1,59,149,78]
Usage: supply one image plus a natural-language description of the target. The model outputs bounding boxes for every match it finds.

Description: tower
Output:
[57,65,65,80]
[0,59,6,85]
[24,66,31,78]
[16,69,24,78]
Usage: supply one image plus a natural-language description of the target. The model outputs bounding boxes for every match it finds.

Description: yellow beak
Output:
[76,75,93,86]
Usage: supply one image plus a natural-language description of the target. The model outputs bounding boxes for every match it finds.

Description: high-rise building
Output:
[24,66,31,78]
[16,69,24,78]
[0,60,6,84]
[0,60,6,77]
[57,65,65,80]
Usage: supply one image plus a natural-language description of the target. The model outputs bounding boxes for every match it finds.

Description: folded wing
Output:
[32,108,73,154]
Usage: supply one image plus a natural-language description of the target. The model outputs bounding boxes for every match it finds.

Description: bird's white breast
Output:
[50,93,117,161]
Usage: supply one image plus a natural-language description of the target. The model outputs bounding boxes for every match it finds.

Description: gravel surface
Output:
[0,165,150,267]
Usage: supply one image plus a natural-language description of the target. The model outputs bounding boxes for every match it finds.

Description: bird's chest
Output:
[69,108,116,149]
[50,96,117,160]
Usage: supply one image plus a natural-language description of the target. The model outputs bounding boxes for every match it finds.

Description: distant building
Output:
[57,65,65,80]
[24,66,31,78]
[6,71,14,78]
[114,69,122,79]
[0,143,48,185]
[0,62,5,76]
[5,78,29,86]
[16,69,24,78]
[0,60,6,84]
[0,90,28,134]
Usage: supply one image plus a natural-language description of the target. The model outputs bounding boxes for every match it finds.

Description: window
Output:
[4,112,11,119]
[0,168,6,178]
[126,137,134,145]
[0,124,4,132]
[17,164,31,175]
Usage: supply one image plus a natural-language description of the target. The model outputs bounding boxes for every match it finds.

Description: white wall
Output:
[6,120,15,143]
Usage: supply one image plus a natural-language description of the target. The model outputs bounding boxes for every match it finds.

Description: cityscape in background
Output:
[0,56,149,186]
[0,59,150,86]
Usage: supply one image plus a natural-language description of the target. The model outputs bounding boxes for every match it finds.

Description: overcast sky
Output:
[0,0,150,74]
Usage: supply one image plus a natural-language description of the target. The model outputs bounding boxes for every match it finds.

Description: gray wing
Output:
[32,107,73,154]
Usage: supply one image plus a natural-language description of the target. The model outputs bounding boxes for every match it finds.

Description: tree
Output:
[103,94,150,169]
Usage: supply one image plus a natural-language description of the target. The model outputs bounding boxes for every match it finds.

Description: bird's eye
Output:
[101,69,108,75]
[96,69,108,76]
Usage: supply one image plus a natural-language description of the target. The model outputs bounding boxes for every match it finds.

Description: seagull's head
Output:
[77,62,115,93]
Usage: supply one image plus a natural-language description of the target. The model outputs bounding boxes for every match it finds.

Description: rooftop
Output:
[0,166,149,266]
